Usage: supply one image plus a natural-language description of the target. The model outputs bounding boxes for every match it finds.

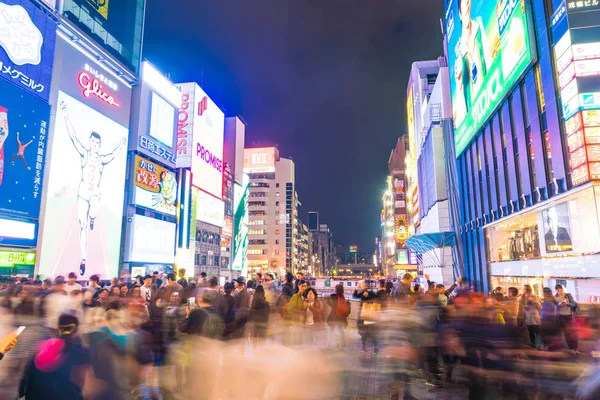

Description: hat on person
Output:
[233,277,245,285]
[54,276,66,285]
[68,272,77,279]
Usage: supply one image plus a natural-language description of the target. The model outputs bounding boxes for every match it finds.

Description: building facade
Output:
[406,58,457,286]
[245,149,299,276]
[444,0,600,299]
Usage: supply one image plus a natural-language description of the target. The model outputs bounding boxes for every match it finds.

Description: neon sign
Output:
[78,72,120,107]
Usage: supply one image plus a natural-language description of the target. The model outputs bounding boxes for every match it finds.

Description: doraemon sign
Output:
[0,0,57,102]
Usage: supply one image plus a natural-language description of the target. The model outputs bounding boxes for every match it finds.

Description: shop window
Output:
[486,212,540,263]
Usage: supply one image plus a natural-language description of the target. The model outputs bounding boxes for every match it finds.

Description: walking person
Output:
[327,284,350,350]
[521,285,542,349]
[249,285,270,346]
[354,281,381,354]
[555,284,579,353]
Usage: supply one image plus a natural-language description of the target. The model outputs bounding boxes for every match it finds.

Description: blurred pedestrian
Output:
[522,285,541,349]
[327,284,349,350]
[555,284,579,353]
[249,285,270,344]
[19,313,90,400]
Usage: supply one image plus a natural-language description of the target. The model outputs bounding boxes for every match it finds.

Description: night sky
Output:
[143,0,444,253]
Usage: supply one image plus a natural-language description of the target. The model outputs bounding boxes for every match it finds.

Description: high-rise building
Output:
[310,223,335,276]
[443,0,600,298]
[404,57,457,286]
[245,148,300,276]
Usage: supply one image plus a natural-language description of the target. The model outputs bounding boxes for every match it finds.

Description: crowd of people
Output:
[0,270,599,399]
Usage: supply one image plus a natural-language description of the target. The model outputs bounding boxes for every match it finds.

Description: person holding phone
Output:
[0,328,22,361]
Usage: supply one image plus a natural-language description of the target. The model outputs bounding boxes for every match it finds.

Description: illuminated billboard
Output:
[39,90,128,279]
[445,0,536,156]
[130,62,179,167]
[124,215,176,264]
[233,175,249,272]
[244,147,277,174]
[176,83,225,200]
[0,0,57,102]
[0,80,50,220]
[133,155,177,216]
[196,190,225,227]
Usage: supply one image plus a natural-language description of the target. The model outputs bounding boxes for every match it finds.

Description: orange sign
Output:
[244,147,277,174]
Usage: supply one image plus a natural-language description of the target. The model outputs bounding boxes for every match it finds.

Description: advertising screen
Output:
[0,217,37,247]
[192,88,224,199]
[0,0,57,102]
[124,215,176,264]
[0,79,50,219]
[39,91,128,279]
[244,147,277,174]
[233,176,249,272]
[149,92,175,147]
[445,0,536,156]
[175,82,224,198]
[541,203,573,253]
[196,190,225,227]
[133,155,177,216]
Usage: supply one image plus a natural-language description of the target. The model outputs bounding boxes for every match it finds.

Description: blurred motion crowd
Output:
[1,269,600,400]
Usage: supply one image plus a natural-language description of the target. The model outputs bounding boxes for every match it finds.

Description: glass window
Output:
[61,0,145,73]
[486,212,540,263]
[201,255,207,266]
[202,231,209,243]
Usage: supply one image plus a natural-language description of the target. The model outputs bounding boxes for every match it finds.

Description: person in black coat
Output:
[249,286,271,341]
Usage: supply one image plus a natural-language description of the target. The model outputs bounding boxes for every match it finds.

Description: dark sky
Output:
[143,0,444,253]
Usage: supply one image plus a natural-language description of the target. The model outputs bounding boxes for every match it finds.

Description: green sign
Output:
[0,251,36,267]
[445,0,536,156]
[397,249,408,264]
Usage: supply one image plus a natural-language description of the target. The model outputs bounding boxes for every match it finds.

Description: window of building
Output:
[276,192,280,197]
[249,210,266,216]
[250,182,270,188]
[214,256,220,266]
[201,255,207,266]
[202,231,209,243]
[276,183,280,188]
[249,201,266,207]
[276,201,280,206]
[194,254,200,266]
[249,239,267,245]
[275,240,280,245]
[275,229,280,235]
[485,212,540,263]
[275,249,280,255]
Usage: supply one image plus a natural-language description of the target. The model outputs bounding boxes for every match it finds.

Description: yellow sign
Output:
[85,0,109,20]
[395,216,408,243]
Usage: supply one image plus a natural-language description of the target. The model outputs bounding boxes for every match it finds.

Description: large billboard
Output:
[176,82,225,199]
[39,36,131,279]
[244,147,277,174]
[130,62,179,167]
[196,189,225,228]
[133,155,177,216]
[0,79,50,220]
[39,91,128,278]
[124,215,176,264]
[232,175,249,272]
[445,0,536,156]
[0,0,57,102]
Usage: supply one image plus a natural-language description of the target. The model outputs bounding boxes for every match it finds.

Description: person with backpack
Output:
[327,284,350,350]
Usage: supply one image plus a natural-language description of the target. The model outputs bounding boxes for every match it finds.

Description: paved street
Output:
[309,328,468,400]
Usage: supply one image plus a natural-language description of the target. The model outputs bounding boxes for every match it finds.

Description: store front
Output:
[486,184,600,301]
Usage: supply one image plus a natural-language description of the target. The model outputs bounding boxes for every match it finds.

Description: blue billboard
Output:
[0,0,57,102]
[0,78,50,219]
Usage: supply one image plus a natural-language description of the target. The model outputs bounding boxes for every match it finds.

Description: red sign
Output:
[78,72,119,107]
[566,112,583,135]
[571,164,591,186]
[222,217,234,237]
[567,130,585,153]
[198,96,208,116]
[569,146,588,169]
